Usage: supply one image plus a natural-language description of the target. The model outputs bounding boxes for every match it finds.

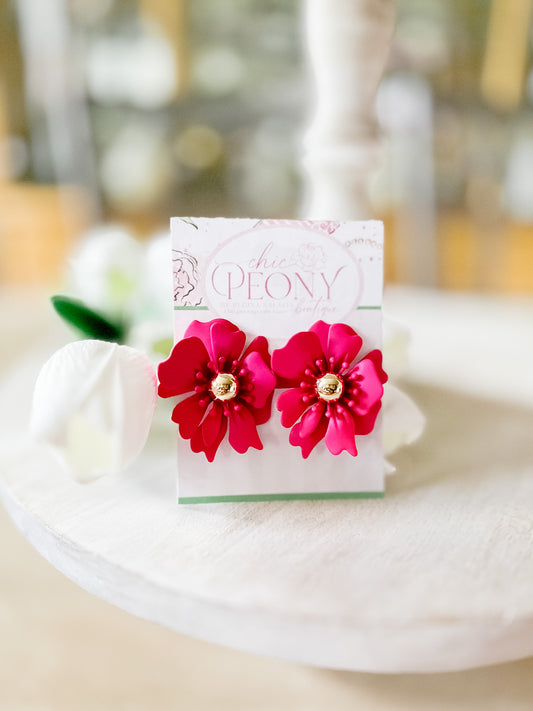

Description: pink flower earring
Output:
[158,318,387,462]
[158,319,276,461]
[271,321,388,458]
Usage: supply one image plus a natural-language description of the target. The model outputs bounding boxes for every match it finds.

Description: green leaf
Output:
[51,295,126,343]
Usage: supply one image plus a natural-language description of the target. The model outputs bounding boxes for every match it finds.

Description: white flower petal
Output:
[30,340,157,481]
[128,320,173,365]
[382,315,411,380]
[68,225,143,317]
[384,459,396,475]
[139,231,173,320]
[382,382,425,456]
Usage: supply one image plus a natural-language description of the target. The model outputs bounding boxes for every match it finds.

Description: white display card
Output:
[170,217,385,503]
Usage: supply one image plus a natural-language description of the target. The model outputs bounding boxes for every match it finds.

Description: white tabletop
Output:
[1,286,533,673]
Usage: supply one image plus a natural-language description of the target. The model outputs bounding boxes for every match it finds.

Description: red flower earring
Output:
[158,319,276,461]
[159,319,386,462]
[272,321,388,458]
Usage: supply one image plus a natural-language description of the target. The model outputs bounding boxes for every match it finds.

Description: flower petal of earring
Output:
[272,321,388,458]
[158,319,276,461]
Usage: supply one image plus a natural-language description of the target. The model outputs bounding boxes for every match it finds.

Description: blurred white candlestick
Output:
[301,0,395,219]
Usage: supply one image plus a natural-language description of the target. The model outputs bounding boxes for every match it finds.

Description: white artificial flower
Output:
[381,315,426,470]
[68,225,143,318]
[382,315,411,380]
[127,319,173,365]
[383,383,425,457]
[138,230,173,321]
[30,340,157,482]
[67,225,174,349]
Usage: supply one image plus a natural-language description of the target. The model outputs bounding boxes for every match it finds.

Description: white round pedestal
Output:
[1,288,533,673]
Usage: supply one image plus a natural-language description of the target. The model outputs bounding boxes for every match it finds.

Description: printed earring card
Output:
[167,217,386,503]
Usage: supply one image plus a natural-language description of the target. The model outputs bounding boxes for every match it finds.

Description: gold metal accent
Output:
[316,373,343,402]
[210,372,238,401]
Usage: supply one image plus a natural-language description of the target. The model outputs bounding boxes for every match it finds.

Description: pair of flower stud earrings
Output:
[158,318,387,462]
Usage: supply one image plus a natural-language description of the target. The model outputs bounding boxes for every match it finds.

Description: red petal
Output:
[158,383,177,398]
[242,335,271,367]
[184,319,213,347]
[185,319,244,365]
[353,400,382,435]
[171,393,209,439]
[201,401,224,447]
[271,331,324,382]
[243,336,280,406]
[298,400,326,438]
[190,416,228,462]
[349,357,384,415]
[310,321,362,369]
[210,320,246,367]
[251,392,274,426]
[324,406,357,456]
[241,350,276,409]
[274,374,297,389]
[228,403,263,454]
[276,388,310,428]
[289,416,328,459]
[364,349,388,383]
[158,337,209,397]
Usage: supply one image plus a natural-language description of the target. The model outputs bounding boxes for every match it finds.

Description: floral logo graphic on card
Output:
[203,223,363,339]
[173,249,203,308]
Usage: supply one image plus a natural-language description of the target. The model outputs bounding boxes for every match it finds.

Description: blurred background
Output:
[1,0,533,293]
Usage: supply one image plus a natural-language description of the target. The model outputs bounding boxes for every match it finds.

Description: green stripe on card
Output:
[179,491,384,504]
[174,305,209,311]
[174,305,379,312]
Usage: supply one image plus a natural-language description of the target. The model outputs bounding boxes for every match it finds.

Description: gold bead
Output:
[316,373,343,402]
[210,373,238,401]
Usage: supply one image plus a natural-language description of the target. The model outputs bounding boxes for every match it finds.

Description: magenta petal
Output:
[271,331,324,382]
[171,393,209,439]
[185,319,244,364]
[184,319,212,342]
[242,338,275,419]
[191,416,228,462]
[251,392,274,426]
[158,337,210,397]
[349,357,384,415]
[327,323,362,366]
[309,320,331,355]
[276,388,310,428]
[242,335,271,367]
[324,406,357,456]
[242,351,276,409]
[202,400,224,446]
[289,416,328,459]
[310,321,362,368]
[228,404,263,454]
[353,400,382,435]
[298,400,326,438]
[209,320,246,366]
[364,349,388,384]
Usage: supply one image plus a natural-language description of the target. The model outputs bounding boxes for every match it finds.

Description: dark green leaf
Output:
[51,295,126,343]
